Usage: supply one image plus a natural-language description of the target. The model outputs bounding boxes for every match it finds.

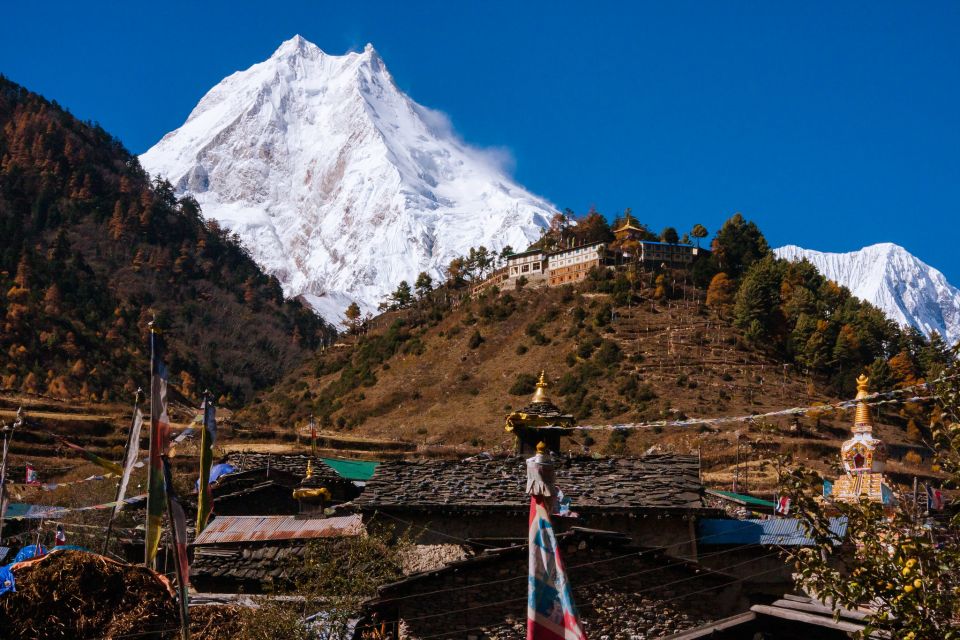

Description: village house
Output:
[546,241,609,285]
[223,452,363,510]
[352,453,718,559]
[190,513,363,593]
[363,527,742,640]
[612,215,701,267]
[504,248,548,283]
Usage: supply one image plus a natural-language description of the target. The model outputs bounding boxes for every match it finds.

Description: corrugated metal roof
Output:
[193,514,363,545]
[697,517,848,547]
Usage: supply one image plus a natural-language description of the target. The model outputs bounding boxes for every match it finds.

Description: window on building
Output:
[522,264,529,273]
[533,262,540,270]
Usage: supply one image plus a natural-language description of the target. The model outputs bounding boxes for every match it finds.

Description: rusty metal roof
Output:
[193,514,363,545]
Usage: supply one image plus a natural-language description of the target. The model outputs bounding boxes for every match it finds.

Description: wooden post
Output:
[0,408,23,542]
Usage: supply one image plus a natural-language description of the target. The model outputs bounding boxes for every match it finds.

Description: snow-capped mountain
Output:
[775,243,960,345]
[140,35,555,323]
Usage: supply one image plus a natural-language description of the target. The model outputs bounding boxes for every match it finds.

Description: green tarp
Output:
[706,489,776,508]
[321,457,379,481]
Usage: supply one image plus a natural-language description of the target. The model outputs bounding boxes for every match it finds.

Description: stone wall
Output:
[377,539,741,639]
[368,510,698,559]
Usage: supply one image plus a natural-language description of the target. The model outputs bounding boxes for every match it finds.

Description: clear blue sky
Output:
[2,2,958,281]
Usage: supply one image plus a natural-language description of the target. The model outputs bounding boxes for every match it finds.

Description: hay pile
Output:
[190,604,248,640]
[0,550,178,639]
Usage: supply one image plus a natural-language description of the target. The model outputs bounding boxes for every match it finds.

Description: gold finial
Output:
[854,375,872,429]
[531,370,550,404]
[536,441,548,454]
[306,459,313,479]
[856,374,870,398]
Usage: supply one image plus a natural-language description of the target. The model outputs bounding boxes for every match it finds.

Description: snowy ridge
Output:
[775,243,960,345]
[140,36,556,323]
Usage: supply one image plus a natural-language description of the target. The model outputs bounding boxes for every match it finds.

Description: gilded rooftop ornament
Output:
[531,370,551,405]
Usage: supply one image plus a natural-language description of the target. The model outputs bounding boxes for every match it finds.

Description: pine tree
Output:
[390,281,413,308]
[690,224,708,248]
[343,302,362,334]
[414,272,433,299]
[711,213,770,277]
[659,227,679,244]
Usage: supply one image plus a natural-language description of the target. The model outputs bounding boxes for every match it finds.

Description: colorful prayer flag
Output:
[775,495,791,515]
[196,396,216,533]
[24,464,37,485]
[527,496,587,640]
[927,484,945,511]
[145,329,171,567]
[58,438,123,475]
[112,405,143,519]
[162,456,190,639]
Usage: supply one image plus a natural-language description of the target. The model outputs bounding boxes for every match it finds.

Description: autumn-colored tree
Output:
[446,256,467,287]
[653,274,668,300]
[784,351,960,640]
[705,272,735,317]
[42,283,61,315]
[22,371,39,394]
[889,350,920,387]
[109,200,125,240]
[181,371,196,401]
[131,248,145,272]
[573,209,614,245]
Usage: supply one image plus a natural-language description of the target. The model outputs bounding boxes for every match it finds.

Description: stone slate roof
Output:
[513,400,574,421]
[353,454,704,512]
[224,452,342,484]
[191,541,305,588]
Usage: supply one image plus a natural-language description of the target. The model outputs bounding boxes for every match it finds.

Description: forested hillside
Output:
[240,212,950,478]
[0,76,334,405]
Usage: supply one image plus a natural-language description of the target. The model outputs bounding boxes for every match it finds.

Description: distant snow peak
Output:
[774,243,960,345]
[140,36,555,324]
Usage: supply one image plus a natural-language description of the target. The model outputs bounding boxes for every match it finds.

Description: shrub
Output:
[594,303,613,327]
[509,373,539,395]
[595,340,622,367]
[516,344,528,356]
[467,330,484,349]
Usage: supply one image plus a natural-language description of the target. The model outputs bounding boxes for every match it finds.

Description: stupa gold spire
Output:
[531,370,551,404]
[853,374,873,432]
[829,374,893,505]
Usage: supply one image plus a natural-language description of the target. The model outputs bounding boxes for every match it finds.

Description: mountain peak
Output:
[774,243,960,344]
[140,38,556,324]
[272,34,324,60]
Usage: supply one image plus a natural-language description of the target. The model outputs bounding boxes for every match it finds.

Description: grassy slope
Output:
[241,279,937,492]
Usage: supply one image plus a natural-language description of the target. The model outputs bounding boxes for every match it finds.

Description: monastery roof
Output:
[352,454,705,512]
[223,452,344,484]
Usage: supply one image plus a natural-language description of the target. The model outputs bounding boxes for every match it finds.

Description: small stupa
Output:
[505,371,575,455]
[829,375,894,505]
